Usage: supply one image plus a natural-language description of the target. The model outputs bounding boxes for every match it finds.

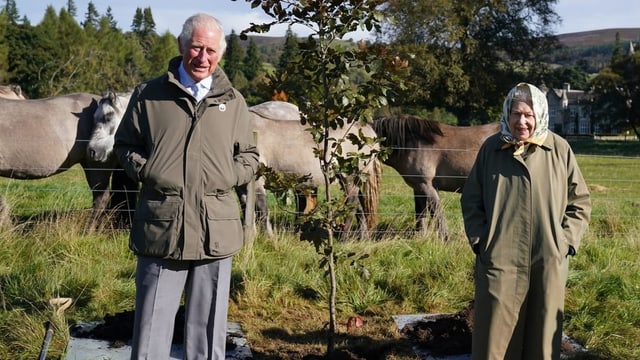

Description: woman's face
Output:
[508,100,536,141]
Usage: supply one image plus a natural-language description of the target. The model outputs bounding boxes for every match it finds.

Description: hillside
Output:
[557,28,640,47]
[235,28,640,73]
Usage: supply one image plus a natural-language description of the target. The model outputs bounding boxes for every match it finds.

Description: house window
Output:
[579,119,590,134]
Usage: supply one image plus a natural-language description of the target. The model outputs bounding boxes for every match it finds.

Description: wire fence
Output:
[1,152,639,240]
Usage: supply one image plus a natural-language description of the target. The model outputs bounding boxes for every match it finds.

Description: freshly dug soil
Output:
[401,301,585,357]
[71,307,187,346]
[401,302,474,356]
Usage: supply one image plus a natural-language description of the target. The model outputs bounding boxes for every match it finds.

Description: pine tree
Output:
[82,2,100,30]
[146,31,179,77]
[223,30,246,82]
[611,32,624,65]
[131,7,143,33]
[274,26,305,101]
[141,7,155,35]
[277,26,299,73]
[0,11,9,82]
[1,0,20,24]
[66,0,77,18]
[243,37,262,81]
[104,6,117,30]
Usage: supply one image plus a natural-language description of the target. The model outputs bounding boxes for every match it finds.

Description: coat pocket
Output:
[204,192,243,257]
[130,196,182,258]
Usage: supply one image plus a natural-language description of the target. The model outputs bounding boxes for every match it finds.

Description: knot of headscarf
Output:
[499,83,549,156]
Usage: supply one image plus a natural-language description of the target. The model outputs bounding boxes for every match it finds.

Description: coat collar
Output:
[166,56,236,103]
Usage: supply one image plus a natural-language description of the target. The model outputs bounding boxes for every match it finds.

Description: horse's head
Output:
[87,91,131,162]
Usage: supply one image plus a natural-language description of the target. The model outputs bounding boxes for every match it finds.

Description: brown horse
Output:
[373,115,500,240]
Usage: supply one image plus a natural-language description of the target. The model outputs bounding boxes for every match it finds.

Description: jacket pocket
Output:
[204,192,243,257]
[130,196,182,258]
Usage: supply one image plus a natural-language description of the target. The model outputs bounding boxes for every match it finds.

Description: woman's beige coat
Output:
[461,131,591,359]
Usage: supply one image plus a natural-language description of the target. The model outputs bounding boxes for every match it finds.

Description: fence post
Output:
[243,130,258,243]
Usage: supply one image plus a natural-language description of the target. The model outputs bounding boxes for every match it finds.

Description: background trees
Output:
[380,0,562,124]
[0,2,177,97]
[590,40,640,137]
[0,1,637,136]
[0,1,276,102]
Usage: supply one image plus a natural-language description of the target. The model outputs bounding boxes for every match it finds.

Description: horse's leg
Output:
[293,187,317,215]
[413,187,428,235]
[293,186,318,235]
[255,182,273,236]
[109,168,138,229]
[338,181,369,242]
[236,181,273,236]
[302,188,317,214]
[0,195,11,228]
[414,183,448,240]
[82,163,112,231]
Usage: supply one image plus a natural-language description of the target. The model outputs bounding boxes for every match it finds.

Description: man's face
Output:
[180,26,223,82]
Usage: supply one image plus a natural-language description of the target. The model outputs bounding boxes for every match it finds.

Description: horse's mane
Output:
[373,114,444,149]
[0,84,25,99]
[100,91,132,108]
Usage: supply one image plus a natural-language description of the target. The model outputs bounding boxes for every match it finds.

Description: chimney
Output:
[562,83,569,108]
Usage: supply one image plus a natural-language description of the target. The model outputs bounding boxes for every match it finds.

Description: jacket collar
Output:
[178,62,213,95]
[166,56,236,103]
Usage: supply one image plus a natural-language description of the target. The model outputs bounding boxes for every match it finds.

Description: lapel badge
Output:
[219,104,227,112]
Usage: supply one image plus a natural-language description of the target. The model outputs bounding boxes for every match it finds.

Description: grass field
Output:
[0,140,638,359]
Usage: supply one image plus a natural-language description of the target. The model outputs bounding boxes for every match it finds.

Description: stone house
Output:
[540,41,637,136]
[541,83,593,136]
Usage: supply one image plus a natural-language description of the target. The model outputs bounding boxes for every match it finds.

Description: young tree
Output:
[241,0,403,355]
[94,16,148,91]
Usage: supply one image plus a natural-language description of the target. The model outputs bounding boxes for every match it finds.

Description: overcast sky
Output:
[17,1,640,40]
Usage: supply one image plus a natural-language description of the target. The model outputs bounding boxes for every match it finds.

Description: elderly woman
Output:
[460,83,591,360]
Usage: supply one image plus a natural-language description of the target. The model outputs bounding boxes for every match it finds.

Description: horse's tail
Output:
[363,157,382,232]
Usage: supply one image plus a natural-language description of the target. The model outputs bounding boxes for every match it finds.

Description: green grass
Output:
[0,141,639,359]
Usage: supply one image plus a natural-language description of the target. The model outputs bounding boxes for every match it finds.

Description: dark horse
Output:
[373,115,500,240]
[0,93,121,227]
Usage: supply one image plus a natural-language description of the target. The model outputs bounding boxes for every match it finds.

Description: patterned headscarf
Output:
[500,83,549,155]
